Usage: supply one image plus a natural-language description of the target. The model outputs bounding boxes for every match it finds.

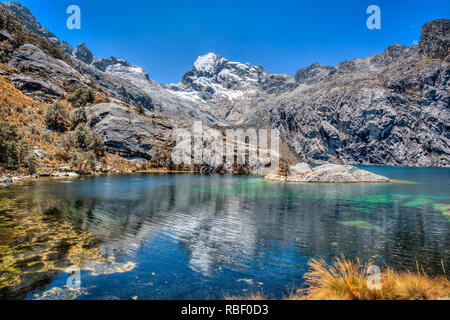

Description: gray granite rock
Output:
[0,65,9,75]
[87,103,177,164]
[87,103,279,174]
[11,73,65,98]
[33,146,46,158]
[74,43,94,65]
[266,164,390,183]
[419,19,450,60]
[8,44,83,83]
[288,163,313,175]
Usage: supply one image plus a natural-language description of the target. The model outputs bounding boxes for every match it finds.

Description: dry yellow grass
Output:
[295,254,381,300]
[231,255,450,301]
[378,268,450,300]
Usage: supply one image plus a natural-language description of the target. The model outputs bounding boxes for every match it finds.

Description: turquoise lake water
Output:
[0,167,449,300]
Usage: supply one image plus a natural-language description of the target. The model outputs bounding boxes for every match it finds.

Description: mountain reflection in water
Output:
[0,168,449,300]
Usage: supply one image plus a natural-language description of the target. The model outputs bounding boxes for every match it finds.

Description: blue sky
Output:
[7,0,449,83]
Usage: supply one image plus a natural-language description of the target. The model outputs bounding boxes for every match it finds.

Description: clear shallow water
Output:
[0,167,449,300]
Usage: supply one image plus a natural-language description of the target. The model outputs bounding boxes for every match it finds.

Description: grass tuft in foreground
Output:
[231,255,450,300]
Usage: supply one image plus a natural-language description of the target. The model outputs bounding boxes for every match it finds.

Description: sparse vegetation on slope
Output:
[69,107,87,130]
[68,87,95,108]
[0,5,68,64]
[0,73,143,177]
[135,102,145,114]
[45,102,68,132]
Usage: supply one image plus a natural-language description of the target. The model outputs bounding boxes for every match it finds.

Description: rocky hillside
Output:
[247,21,449,167]
[1,1,449,170]
[0,2,287,177]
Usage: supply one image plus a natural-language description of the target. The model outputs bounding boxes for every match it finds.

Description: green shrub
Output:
[57,134,75,162]
[45,103,68,132]
[0,122,39,174]
[0,122,19,170]
[69,108,87,130]
[70,150,96,174]
[68,88,95,108]
[23,154,39,175]
[56,124,105,167]
[135,102,146,114]
[72,124,105,158]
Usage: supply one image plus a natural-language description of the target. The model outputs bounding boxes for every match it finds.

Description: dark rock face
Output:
[242,20,450,167]
[266,164,391,183]
[419,19,450,60]
[10,73,65,99]
[295,63,335,84]
[87,103,177,165]
[74,43,94,65]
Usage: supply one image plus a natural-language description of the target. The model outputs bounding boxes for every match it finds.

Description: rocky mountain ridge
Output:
[1,1,449,167]
[244,27,449,167]
[2,1,73,54]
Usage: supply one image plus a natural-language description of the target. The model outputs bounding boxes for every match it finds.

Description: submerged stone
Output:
[35,287,87,300]
[339,220,381,230]
[349,194,395,205]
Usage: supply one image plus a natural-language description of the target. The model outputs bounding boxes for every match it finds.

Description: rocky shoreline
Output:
[0,168,201,188]
[0,163,404,188]
[0,171,79,187]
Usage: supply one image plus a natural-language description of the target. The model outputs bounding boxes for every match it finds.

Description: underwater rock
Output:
[338,220,381,230]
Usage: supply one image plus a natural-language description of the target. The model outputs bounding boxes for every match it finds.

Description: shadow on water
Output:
[0,168,449,299]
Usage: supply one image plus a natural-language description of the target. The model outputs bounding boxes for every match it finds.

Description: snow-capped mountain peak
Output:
[167,53,270,102]
[193,53,226,76]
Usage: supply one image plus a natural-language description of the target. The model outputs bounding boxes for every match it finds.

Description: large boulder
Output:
[266,164,390,183]
[87,103,177,165]
[419,19,450,60]
[33,146,46,158]
[10,73,65,99]
[8,44,83,82]
[288,163,313,175]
